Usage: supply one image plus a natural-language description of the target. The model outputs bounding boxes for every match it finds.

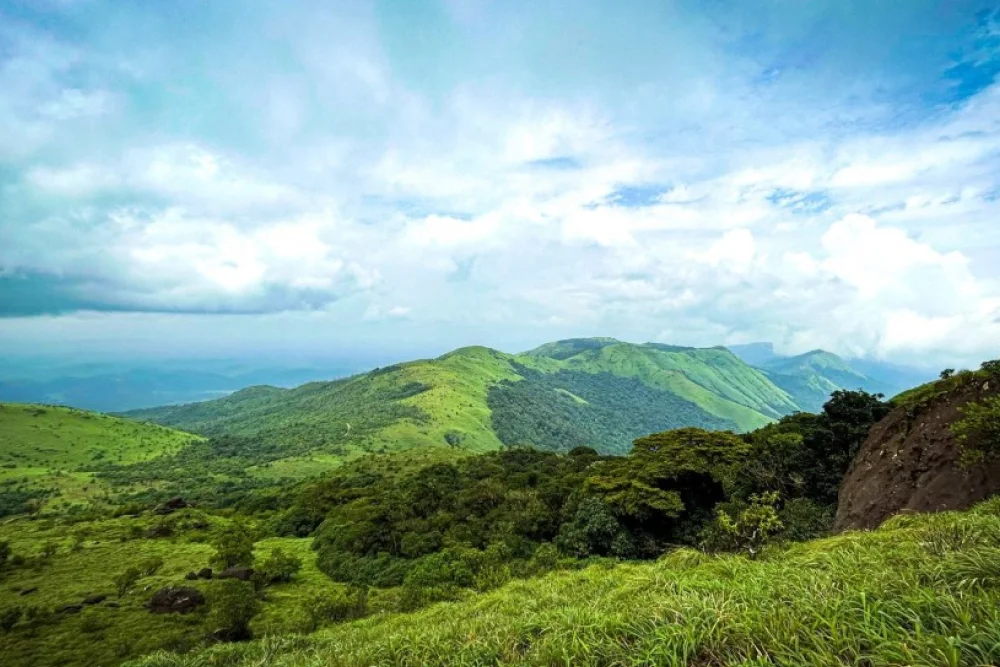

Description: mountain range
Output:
[124,338,913,462]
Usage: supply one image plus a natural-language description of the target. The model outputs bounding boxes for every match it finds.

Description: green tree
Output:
[556,497,633,558]
[952,395,1000,463]
[254,547,302,585]
[113,567,141,598]
[210,580,259,641]
[707,492,783,559]
[210,524,255,570]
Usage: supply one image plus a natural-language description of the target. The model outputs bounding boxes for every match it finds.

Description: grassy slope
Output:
[0,403,200,508]
[0,510,372,667]
[132,498,1000,667]
[124,339,850,464]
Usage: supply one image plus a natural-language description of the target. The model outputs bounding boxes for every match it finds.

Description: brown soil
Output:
[833,375,1000,532]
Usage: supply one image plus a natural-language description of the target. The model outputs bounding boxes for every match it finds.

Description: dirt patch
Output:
[834,376,1000,531]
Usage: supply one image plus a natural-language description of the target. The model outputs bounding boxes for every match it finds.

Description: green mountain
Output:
[757,350,893,413]
[122,338,862,462]
[0,402,200,514]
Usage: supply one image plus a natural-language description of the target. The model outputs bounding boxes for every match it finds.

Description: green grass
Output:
[130,498,1000,667]
[0,403,200,510]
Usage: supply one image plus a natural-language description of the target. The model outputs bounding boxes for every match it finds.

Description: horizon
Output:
[2,1,1000,370]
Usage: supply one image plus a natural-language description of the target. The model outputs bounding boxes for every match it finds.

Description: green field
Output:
[0,403,200,512]
[129,498,1000,667]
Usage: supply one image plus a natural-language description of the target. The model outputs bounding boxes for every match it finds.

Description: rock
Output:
[105,601,120,608]
[58,604,84,614]
[197,567,213,580]
[82,594,107,605]
[835,377,1000,532]
[147,586,206,614]
[154,497,189,515]
[185,571,199,580]
[19,586,38,596]
[217,566,253,581]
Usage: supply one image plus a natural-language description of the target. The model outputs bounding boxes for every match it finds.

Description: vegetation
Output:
[131,497,1000,667]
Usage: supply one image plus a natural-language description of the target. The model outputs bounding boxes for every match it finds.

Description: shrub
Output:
[704,492,783,559]
[210,580,259,641]
[300,586,368,631]
[254,548,302,586]
[210,524,255,570]
[952,395,1000,463]
[778,498,833,542]
[982,359,1000,377]
[114,567,142,598]
[0,540,9,569]
[140,556,165,576]
[1,606,22,632]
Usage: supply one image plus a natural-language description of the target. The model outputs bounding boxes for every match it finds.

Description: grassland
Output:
[130,498,1000,667]
[0,403,200,511]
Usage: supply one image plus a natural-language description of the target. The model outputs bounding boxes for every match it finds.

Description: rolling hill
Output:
[0,403,200,514]
[123,339,875,461]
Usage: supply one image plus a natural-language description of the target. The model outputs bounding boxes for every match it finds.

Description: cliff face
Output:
[833,375,1000,532]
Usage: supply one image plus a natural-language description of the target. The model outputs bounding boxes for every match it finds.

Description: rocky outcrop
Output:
[147,586,206,614]
[834,375,1000,531]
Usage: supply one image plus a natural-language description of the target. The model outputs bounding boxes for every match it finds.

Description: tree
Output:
[210,524,255,570]
[555,497,633,558]
[940,369,955,380]
[706,492,783,559]
[114,567,141,598]
[254,548,302,585]
[210,580,259,641]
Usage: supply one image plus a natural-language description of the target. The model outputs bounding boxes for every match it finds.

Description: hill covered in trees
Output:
[123,339,885,465]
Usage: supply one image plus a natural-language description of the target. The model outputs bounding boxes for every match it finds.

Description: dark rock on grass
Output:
[217,566,253,581]
[59,604,84,614]
[19,586,38,596]
[82,594,107,605]
[105,601,120,608]
[147,586,206,614]
[185,571,199,581]
[197,567,213,580]
[154,496,190,515]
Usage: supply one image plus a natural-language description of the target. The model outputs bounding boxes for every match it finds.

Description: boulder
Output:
[217,566,253,581]
[82,594,107,605]
[19,586,38,596]
[184,571,199,581]
[147,586,206,614]
[58,604,83,614]
[197,567,213,580]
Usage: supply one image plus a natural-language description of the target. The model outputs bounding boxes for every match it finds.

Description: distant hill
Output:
[124,338,885,459]
[0,402,200,514]
[726,343,929,411]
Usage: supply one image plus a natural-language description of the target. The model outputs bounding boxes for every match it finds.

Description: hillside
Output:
[835,366,1000,531]
[123,339,846,460]
[0,403,200,514]
[129,499,1000,667]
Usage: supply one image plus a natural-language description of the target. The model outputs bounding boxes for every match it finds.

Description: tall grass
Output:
[132,498,1000,667]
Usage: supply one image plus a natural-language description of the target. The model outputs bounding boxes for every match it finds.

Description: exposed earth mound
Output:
[834,373,1000,531]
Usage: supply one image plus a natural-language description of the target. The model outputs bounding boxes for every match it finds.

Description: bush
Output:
[703,492,783,559]
[210,525,255,570]
[952,395,1000,463]
[778,498,833,542]
[114,567,142,598]
[210,580,259,641]
[1,606,22,632]
[139,556,165,576]
[254,547,302,586]
[0,540,9,569]
[300,586,368,631]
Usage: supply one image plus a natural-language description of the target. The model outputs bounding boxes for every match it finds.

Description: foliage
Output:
[254,547,302,585]
[0,540,9,569]
[131,498,1000,667]
[114,567,142,598]
[210,580,259,642]
[210,524,255,570]
[300,586,369,631]
[488,366,736,454]
[952,394,1000,463]
[139,556,164,576]
[704,492,784,558]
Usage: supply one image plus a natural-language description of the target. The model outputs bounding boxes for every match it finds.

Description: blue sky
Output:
[1,0,999,368]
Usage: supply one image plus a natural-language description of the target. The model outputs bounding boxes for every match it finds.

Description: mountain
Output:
[0,402,200,514]
[124,338,872,461]
[727,343,928,411]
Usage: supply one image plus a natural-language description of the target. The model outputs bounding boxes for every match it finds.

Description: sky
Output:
[1,0,999,370]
